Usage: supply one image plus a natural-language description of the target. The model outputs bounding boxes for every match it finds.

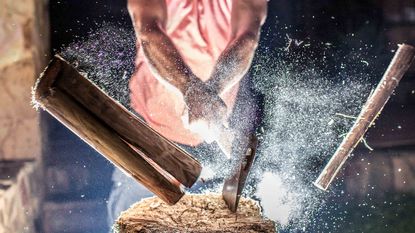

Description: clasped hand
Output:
[182,79,227,143]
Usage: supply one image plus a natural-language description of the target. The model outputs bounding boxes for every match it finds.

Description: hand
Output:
[182,80,227,142]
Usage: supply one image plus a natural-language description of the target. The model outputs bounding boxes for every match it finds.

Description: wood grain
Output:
[314,44,415,190]
[52,56,201,187]
[37,88,184,204]
[32,55,204,204]
[115,194,276,233]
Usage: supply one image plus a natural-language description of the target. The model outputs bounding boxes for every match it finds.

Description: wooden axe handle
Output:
[314,44,415,191]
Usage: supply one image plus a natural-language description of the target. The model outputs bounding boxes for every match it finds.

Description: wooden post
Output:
[32,55,203,204]
[314,44,415,190]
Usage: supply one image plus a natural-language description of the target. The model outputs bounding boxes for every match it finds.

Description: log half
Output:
[32,55,202,204]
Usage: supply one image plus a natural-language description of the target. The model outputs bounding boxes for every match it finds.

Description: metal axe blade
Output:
[222,134,258,212]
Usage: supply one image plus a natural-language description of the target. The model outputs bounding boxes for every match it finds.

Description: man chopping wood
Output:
[108,0,267,226]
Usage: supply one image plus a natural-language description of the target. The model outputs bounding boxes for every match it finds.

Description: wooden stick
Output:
[32,55,202,204]
[314,44,415,191]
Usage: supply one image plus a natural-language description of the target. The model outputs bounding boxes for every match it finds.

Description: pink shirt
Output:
[129,0,238,146]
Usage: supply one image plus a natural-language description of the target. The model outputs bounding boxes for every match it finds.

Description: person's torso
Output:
[130,0,239,146]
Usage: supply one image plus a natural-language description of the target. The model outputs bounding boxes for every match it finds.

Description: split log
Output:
[32,55,202,204]
[114,194,276,233]
[314,44,415,190]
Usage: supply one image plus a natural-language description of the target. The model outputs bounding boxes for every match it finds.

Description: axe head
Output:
[222,134,258,212]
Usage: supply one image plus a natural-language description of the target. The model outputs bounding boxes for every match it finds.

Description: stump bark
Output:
[114,194,276,233]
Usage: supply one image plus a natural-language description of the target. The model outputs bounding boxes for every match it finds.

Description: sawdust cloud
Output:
[61,24,379,232]
[247,41,374,230]
[61,23,136,109]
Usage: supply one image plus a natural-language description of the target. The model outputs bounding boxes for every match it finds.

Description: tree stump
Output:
[114,194,276,233]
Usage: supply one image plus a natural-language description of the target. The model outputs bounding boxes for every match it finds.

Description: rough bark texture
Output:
[32,56,203,204]
[115,194,276,233]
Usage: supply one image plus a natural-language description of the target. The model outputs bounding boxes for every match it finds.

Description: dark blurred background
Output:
[1,0,414,232]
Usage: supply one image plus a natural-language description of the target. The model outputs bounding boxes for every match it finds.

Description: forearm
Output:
[207,32,259,95]
[207,0,267,95]
[128,0,197,93]
[139,26,198,94]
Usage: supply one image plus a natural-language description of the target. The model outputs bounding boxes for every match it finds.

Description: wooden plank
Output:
[314,44,415,190]
[52,55,201,188]
[33,62,184,204]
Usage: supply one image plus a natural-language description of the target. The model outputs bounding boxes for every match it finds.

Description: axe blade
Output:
[222,134,258,212]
